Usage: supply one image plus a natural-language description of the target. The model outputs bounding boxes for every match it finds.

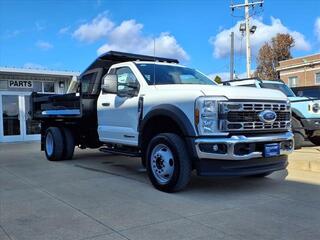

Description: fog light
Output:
[281,140,293,151]
[212,144,219,152]
[198,143,227,154]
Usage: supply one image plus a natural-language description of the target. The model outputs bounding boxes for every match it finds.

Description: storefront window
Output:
[43,81,55,93]
[0,80,7,90]
[25,96,41,135]
[2,95,20,136]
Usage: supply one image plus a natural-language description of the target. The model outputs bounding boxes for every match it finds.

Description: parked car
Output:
[225,78,320,148]
[31,51,293,192]
[292,86,320,99]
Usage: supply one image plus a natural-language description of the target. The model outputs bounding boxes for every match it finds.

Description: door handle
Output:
[102,103,110,107]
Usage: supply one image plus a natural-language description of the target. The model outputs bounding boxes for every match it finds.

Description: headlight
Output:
[312,102,320,113]
[195,96,227,135]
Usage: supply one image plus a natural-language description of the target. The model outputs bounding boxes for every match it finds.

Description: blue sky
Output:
[0,0,319,78]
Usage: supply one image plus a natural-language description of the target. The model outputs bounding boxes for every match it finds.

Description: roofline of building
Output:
[279,53,320,63]
[0,66,80,76]
[276,60,320,72]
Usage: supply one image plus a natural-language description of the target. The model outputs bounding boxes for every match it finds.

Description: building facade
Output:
[277,53,320,87]
[0,67,79,143]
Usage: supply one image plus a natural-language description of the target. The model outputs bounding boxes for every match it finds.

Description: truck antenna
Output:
[153,38,156,85]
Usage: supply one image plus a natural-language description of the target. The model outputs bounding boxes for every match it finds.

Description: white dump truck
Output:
[31,51,294,192]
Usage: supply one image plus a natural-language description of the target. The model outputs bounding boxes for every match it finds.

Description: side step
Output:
[99,147,141,157]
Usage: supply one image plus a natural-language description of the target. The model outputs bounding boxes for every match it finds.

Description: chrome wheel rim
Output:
[150,144,175,184]
[46,132,53,156]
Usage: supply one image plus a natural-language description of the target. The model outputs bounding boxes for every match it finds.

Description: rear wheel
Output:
[146,133,191,192]
[45,127,64,161]
[61,128,75,160]
[309,136,320,146]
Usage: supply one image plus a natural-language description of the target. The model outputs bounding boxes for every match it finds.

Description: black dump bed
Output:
[31,51,178,121]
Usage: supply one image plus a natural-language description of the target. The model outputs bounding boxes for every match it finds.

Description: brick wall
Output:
[279,54,320,68]
[278,54,320,87]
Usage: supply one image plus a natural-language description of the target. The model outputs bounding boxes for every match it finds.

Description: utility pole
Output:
[230,0,263,78]
[230,31,234,80]
[244,0,251,77]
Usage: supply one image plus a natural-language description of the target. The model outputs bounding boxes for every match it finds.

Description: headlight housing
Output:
[312,102,320,113]
[195,96,227,135]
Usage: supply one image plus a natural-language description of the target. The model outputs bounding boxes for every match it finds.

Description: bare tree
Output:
[256,33,294,80]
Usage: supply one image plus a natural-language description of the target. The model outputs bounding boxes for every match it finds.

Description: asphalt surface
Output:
[0,142,320,240]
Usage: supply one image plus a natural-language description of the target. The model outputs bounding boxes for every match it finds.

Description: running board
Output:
[99,147,141,157]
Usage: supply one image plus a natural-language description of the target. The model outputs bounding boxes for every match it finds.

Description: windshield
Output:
[260,82,296,97]
[135,63,216,85]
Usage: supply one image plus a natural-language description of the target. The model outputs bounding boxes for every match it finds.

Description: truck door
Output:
[97,66,140,146]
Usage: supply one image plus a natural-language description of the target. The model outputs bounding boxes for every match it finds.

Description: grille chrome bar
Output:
[219,101,291,132]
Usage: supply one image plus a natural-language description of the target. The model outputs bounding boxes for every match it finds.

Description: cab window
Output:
[81,72,98,95]
[115,67,139,94]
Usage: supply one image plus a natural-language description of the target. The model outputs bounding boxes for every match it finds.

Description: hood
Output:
[154,84,288,101]
[288,96,318,103]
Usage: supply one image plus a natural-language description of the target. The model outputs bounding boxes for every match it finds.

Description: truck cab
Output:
[31,51,294,192]
[226,78,320,148]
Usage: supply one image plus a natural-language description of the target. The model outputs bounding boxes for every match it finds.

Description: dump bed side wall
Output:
[31,92,81,120]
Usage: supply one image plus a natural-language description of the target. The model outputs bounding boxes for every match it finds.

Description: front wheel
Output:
[146,133,191,192]
[292,117,305,149]
[309,136,320,146]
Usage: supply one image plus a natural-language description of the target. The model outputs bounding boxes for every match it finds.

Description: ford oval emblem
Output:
[258,110,277,123]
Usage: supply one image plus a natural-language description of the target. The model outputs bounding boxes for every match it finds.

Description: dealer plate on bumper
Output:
[264,143,280,157]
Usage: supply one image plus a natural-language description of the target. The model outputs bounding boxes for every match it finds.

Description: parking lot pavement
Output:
[0,142,320,240]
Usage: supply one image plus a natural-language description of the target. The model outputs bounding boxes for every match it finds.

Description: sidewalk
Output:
[288,145,320,172]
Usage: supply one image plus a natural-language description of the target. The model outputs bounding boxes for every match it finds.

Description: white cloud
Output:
[210,17,311,59]
[35,21,46,31]
[73,12,114,43]
[23,62,47,69]
[2,29,22,38]
[73,13,189,61]
[315,17,320,42]
[97,20,189,61]
[59,26,70,34]
[36,40,53,50]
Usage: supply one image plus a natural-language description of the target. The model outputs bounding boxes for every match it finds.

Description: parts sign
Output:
[8,80,33,88]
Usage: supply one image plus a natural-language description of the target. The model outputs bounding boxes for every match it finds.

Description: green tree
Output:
[214,75,222,84]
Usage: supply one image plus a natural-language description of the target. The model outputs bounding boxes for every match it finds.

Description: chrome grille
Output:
[241,103,287,111]
[219,101,291,132]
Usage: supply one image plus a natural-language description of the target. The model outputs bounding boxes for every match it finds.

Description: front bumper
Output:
[195,131,294,161]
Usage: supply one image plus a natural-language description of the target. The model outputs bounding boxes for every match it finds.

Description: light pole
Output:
[239,22,257,78]
[231,0,263,78]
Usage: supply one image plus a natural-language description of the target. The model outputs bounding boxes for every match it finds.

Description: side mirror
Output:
[102,74,118,94]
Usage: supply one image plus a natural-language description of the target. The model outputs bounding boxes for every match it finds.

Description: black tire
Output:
[292,117,305,149]
[248,172,272,178]
[61,128,75,160]
[45,127,64,161]
[309,136,320,146]
[146,133,191,192]
[141,156,147,168]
